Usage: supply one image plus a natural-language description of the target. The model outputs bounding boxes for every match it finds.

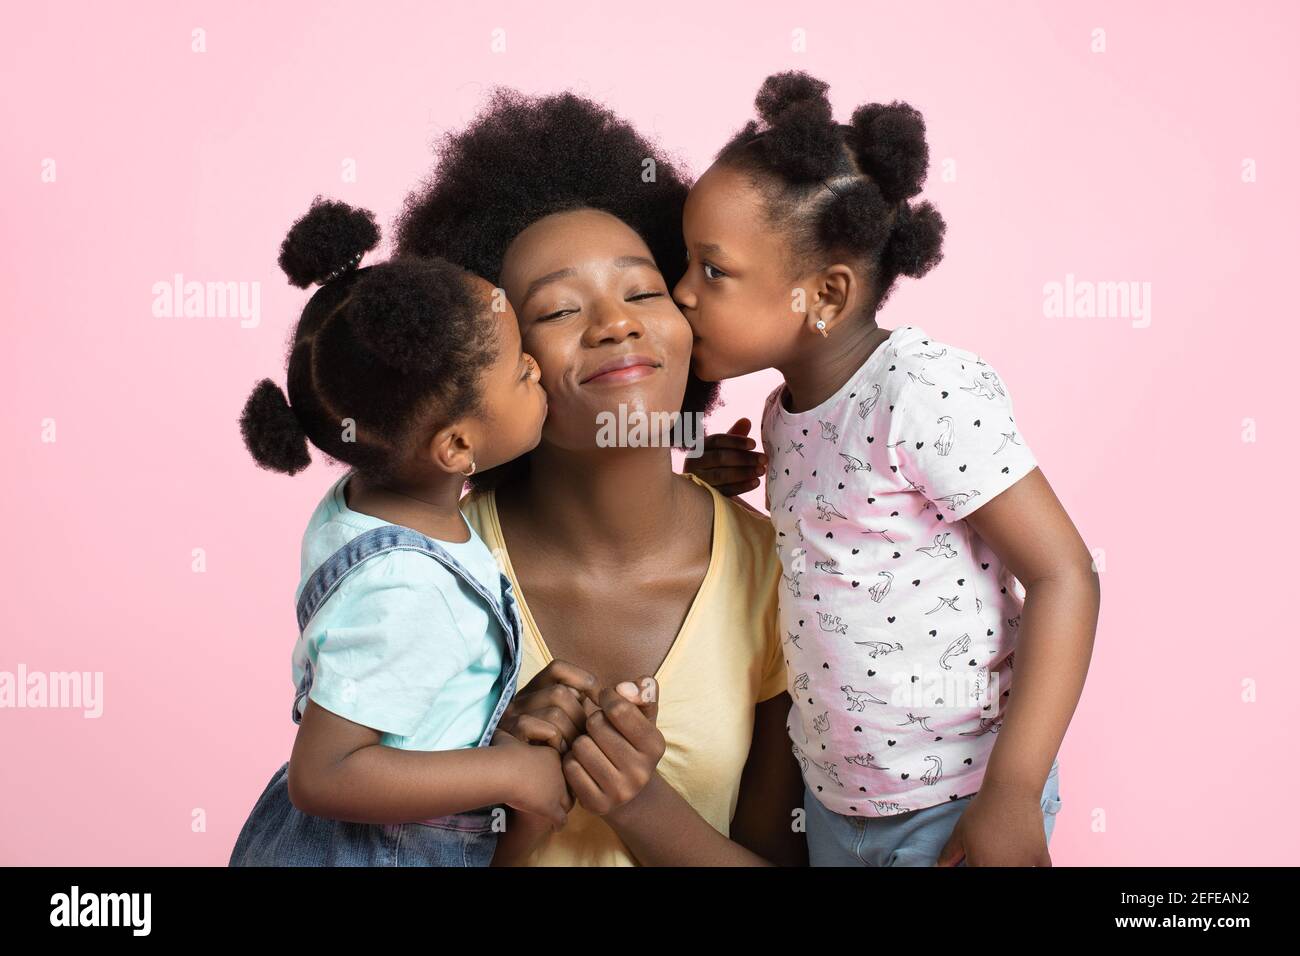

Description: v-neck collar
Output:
[480,472,725,685]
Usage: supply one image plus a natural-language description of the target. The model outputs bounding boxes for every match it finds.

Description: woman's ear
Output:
[425,424,475,477]
[805,264,858,335]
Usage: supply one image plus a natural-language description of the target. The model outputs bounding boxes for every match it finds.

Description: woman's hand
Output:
[684,418,767,497]
[563,678,665,819]
[497,660,601,754]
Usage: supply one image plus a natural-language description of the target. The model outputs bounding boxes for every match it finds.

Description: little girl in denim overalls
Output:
[228,198,567,867]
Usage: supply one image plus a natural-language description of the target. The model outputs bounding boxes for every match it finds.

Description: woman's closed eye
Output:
[537,307,577,322]
[535,287,665,320]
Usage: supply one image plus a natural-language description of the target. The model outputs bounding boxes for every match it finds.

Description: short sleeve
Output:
[304,551,474,737]
[887,356,1038,521]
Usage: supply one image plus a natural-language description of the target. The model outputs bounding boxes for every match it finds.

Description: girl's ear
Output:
[425,424,475,477]
[806,264,858,335]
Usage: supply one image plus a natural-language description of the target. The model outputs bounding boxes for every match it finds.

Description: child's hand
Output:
[684,418,767,497]
[497,660,601,754]
[492,730,573,830]
[935,785,1052,867]
[563,677,664,820]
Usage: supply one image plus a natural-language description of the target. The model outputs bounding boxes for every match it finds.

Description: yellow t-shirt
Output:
[460,472,788,866]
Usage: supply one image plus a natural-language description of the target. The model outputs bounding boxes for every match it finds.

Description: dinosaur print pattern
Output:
[841,684,889,710]
[845,752,890,770]
[916,533,958,559]
[867,570,893,603]
[839,452,870,473]
[760,325,1039,817]
[854,640,903,658]
[817,612,849,634]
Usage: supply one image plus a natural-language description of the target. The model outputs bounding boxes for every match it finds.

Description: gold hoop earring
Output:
[462,460,477,477]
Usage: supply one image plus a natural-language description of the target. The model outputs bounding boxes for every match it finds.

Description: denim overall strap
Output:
[293,525,523,747]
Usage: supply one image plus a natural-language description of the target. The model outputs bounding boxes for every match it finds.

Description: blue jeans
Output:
[805,759,1061,866]
[229,762,499,867]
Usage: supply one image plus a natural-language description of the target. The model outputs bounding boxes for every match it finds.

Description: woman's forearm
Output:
[604,773,773,866]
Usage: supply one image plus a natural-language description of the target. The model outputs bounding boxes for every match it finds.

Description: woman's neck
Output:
[500,443,696,562]
[779,319,890,413]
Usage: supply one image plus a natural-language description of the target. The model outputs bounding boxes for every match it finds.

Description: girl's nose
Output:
[672,274,697,311]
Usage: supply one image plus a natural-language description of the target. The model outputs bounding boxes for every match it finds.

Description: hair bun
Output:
[239,379,311,474]
[754,71,832,125]
[278,197,381,289]
[848,101,930,203]
[347,257,477,374]
[751,71,840,182]
[882,201,946,280]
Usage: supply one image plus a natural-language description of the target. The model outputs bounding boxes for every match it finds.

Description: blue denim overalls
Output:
[229,525,523,867]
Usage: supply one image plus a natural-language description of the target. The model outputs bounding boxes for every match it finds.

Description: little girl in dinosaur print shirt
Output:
[678,72,1100,866]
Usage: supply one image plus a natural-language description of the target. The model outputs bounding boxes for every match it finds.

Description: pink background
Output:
[3,0,1297,865]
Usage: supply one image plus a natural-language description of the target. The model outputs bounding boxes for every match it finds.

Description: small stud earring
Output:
[815,319,828,338]
[462,460,477,477]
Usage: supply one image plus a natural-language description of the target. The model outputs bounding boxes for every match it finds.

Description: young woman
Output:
[396,89,806,865]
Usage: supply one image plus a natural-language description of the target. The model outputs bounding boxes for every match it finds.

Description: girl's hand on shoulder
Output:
[563,677,665,819]
[491,729,573,830]
[498,660,601,754]
[935,784,1052,867]
[684,418,767,497]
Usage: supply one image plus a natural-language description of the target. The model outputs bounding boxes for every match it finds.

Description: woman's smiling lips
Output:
[579,353,662,385]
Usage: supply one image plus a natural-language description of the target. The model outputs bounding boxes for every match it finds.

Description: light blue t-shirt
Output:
[290,473,508,752]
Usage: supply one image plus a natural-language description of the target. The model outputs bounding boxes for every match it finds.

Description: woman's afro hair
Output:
[394,88,720,470]
[719,71,946,310]
[396,90,695,287]
[240,197,493,480]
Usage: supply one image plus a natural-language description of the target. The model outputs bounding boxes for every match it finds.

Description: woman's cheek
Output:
[659,307,695,356]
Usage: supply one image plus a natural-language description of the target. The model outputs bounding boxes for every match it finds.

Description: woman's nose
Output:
[583,301,644,345]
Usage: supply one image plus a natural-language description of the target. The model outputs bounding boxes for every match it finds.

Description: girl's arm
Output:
[286,698,570,828]
[937,467,1100,866]
[572,688,803,866]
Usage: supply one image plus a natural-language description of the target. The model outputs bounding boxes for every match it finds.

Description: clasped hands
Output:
[491,660,664,831]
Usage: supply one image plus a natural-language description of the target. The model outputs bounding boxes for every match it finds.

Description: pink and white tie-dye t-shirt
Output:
[760,324,1039,816]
